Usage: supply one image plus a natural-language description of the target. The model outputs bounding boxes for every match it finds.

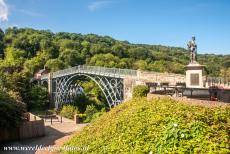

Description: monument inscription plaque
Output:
[190,73,199,86]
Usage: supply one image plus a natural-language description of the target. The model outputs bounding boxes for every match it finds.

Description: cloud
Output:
[88,0,112,12]
[0,0,8,22]
[19,9,43,17]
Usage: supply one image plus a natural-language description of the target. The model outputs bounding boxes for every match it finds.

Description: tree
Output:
[89,43,111,55]
[24,52,49,74]
[45,59,65,72]
[0,88,25,129]
[128,47,149,60]
[27,85,49,111]
[148,60,168,72]
[89,53,120,68]
[3,47,27,67]
[0,28,4,58]
[59,49,84,67]
[133,60,148,70]
[117,58,133,69]
[111,43,128,58]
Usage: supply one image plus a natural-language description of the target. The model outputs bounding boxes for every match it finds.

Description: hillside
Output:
[0,27,229,77]
[63,97,229,154]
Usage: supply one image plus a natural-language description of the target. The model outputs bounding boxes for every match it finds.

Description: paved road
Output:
[1,116,87,154]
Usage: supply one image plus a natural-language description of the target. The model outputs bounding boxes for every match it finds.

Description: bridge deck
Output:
[41,65,137,80]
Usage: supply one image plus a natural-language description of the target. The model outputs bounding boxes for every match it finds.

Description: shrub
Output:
[64,97,230,154]
[60,105,79,119]
[132,85,149,98]
[0,89,25,129]
[78,113,87,122]
[84,105,98,122]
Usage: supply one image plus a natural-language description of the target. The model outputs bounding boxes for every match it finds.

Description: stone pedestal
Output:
[48,73,54,108]
[186,62,204,88]
[74,114,81,124]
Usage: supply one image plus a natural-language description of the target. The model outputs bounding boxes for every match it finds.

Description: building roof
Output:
[36,69,46,74]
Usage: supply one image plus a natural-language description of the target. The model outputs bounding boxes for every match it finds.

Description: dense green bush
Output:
[27,85,49,111]
[0,89,25,129]
[132,85,150,98]
[60,105,79,119]
[63,97,230,154]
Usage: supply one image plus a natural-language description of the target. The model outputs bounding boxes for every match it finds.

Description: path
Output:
[1,116,88,154]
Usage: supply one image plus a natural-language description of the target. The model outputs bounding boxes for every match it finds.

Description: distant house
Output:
[34,69,49,80]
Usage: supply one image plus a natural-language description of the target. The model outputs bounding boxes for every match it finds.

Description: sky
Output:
[0,0,230,55]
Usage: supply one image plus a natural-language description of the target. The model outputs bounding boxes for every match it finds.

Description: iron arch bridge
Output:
[41,65,137,108]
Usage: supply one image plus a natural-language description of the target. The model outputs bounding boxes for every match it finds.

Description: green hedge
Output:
[132,85,150,98]
[63,97,230,154]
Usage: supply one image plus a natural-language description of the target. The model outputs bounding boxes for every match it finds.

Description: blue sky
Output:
[0,0,230,55]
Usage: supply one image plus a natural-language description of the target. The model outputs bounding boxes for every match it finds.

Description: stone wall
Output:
[19,119,45,140]
[0,113,45,143]
[123,71,186,101]
[137,70,186,85]
[123,77,137,101]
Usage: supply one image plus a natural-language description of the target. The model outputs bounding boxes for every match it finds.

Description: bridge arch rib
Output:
[52,73,124,109]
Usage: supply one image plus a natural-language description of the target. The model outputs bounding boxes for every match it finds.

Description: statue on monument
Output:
[187,36,197,63]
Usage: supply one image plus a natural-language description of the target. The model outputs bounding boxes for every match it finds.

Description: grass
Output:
[63,96,230,154]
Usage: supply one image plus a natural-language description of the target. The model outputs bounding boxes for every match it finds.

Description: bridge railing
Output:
[206,76,229,86]
[78,65,137,77]
[42,65,137,79]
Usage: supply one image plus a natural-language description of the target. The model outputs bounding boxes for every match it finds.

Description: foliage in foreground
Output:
[63,97,230,154]
[132,85,150,98]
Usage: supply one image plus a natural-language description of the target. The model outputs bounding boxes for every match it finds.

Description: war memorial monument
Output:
[186,36,205,88]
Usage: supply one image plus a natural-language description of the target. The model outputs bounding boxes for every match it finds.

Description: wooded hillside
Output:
[0,27,229,77]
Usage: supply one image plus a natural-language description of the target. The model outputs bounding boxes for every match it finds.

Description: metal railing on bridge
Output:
[206,76,230,87]
[41,65,137,80]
